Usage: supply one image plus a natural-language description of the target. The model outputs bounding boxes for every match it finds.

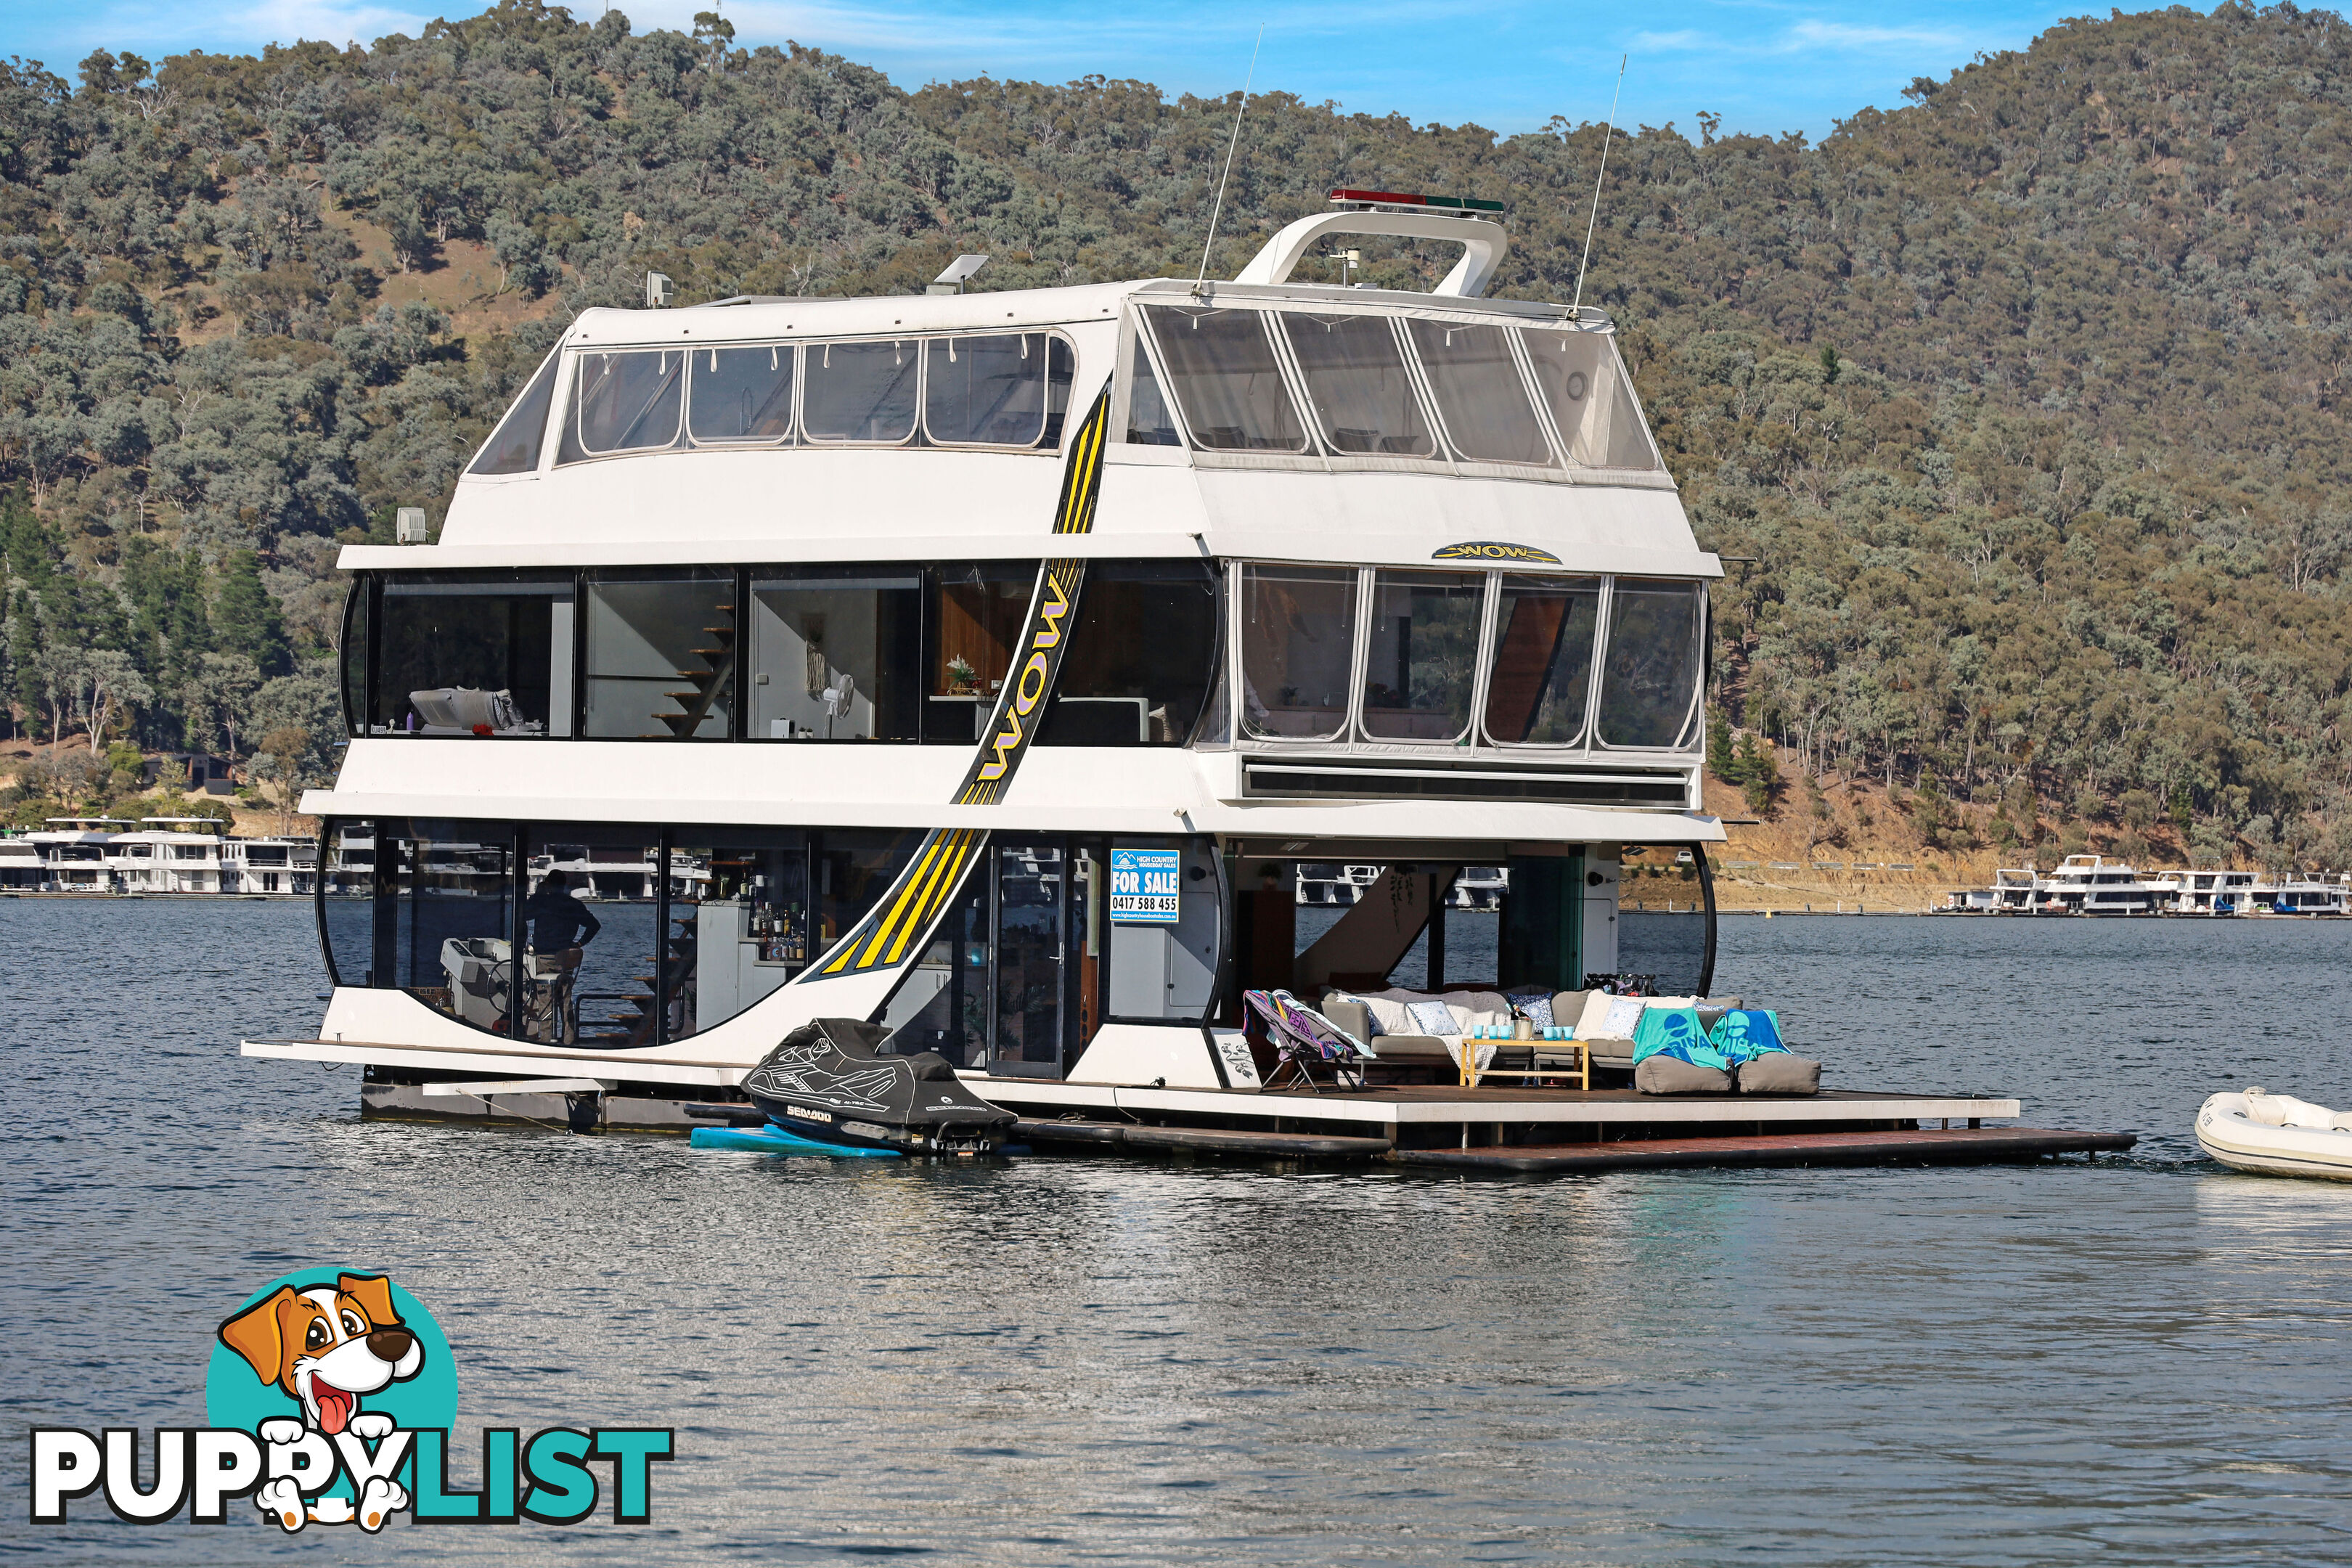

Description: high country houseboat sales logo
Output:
[28,1268,671,1532]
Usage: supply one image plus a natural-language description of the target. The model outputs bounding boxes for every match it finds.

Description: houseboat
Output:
[241,195,2119,1170]
[1948,860,2345,917]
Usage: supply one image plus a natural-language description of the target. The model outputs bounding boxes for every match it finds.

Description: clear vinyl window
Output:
[1360,571,1485,741]
[1141,306,1310,454]
[1279,313,1434,457]
[1597,579,1703,748]
[468,349,561,475]
[1522,328,1659,470]
[1410,319,1554,466]
[802,339,920,444]
[1483,574,1601,745]
[688,344,795,444]
[566,349,685,458]
[1239,564,1358,741]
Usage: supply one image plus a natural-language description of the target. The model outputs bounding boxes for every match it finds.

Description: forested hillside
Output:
[5,1,2352,867]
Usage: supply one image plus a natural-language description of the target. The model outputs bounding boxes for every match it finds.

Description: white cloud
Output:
[1785,18,1965,52]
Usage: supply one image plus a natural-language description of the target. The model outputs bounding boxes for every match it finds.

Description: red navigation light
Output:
[1328,188,1506,213]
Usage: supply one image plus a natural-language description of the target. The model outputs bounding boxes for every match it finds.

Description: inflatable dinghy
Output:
[741,1018,1016,1155]
[2196,1087,2352,1180]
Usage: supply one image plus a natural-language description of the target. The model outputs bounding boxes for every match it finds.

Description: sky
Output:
[1,0,2095,141]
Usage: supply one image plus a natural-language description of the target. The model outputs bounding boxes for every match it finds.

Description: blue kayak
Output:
[690,1124,902,1158]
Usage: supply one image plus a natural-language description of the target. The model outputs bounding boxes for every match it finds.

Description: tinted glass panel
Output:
[1143,306,1309,453]
[1281,314,1434,456]
[1484,575,1601,745]
[1361,571,1484,741]
[469,350,560,475]
[1408,319,1552,465]
[925,332,1049,446]
[993,841,1066,1077]
[667,835,812,1042]
[392,827,515,1036]
[319,820,377,986]
[881,867,990,1067]
[584,573,735,740]
[1124,342,1181,445]
[687,344,794,444]
[340,581,368,737]
[1522,329,1659,470]
[1240,564,1356,741]
[802,339,919,442]
[567,349,684,457]
[928,563,1034,743]
[749,568,923,740]
[373,576,571,737]
[1040,560,1220,746]
[1598,581,1703,748]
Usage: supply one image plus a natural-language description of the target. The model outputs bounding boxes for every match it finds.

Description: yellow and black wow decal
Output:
[814,388,1111,979]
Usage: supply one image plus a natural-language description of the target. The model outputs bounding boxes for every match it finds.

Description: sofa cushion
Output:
[1735,1053,1820,1095]
[1320,997,1375,1044]
[1506,991,1556,1029]
[1636,1056,1732,1094]
[1357,1034,1455,1061]
[1577,992,1649,1040]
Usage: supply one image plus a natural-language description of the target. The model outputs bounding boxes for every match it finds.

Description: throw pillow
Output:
[1405,999,1458,1037]
[1506,992,1556,1029]
[1323,990,1384,1037]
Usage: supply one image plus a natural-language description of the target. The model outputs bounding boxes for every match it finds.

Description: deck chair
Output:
[1244,989,1370,1093]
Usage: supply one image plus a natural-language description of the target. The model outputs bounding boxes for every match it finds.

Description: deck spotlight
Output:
[644,271,675,308]
[395,506,429,544]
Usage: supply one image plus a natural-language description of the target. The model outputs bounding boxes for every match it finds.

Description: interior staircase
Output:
[653,597,736,737]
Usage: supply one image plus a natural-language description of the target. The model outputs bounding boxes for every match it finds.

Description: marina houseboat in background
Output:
[235,194,2106,1169]
[1946,855,2349,916]
[0,817,318,895]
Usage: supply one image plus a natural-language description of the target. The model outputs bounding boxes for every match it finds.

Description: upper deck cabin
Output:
[322,205,1719,836]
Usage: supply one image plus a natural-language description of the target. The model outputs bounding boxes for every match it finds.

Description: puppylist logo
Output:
[30,1268,671,1532]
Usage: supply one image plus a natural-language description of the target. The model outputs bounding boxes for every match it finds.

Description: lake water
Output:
[7,901,2352,1564]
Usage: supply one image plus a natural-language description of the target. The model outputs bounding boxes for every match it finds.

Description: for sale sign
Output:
[1108,849,1181,924]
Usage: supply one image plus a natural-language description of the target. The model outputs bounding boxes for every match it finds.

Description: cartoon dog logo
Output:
[218,1272,422,1531]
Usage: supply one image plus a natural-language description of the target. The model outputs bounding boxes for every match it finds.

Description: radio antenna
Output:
[1196,24,1267,291]
[1570,54,1628,317]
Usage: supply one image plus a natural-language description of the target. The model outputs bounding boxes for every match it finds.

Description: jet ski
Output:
[2197,1086,2352,1180]
[740,1018,1016,1155]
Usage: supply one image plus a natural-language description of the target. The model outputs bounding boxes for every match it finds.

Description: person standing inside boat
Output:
[524,870,603,955]
[518,870,601,1044]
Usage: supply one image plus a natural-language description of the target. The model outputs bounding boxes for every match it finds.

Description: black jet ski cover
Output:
[742,1018,1017,1152]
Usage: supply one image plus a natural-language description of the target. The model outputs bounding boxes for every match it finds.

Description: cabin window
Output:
[1522,329,1659,470]
[923,332,1071,447]
[1141,306,1310,453]
[1239,564,1358,741]
[1279,313,1436,457]
[747,568,923,741]
[583,571,737,740]
[372,574,572,737]
[1124,340,1182,446]
[1483,574,1601,746]
[927,562,1036,743]
[564,349,685,459]
[687,344,796,444]
[1597,579,1704,748]
[1360,571,1485,741]
[801,339,920,443]
[468,348,561,475]
[1409,320,1554,466]
[1040,561,1220,746]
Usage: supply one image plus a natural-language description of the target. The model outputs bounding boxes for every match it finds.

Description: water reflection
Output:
[9,903,2352,1564]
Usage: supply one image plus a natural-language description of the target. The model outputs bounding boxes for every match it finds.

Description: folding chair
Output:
[1245,989,1370,1093]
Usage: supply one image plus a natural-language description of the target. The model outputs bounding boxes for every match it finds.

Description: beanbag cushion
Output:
[1734,1053,1821,1095]
[1636,1055,1733,1094]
